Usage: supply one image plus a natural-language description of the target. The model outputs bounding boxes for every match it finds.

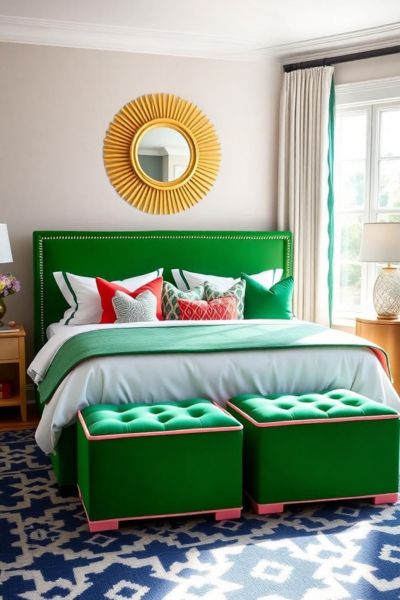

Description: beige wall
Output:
[0,42,282,356]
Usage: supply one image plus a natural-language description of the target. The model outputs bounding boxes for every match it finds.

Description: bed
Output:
[32,230,400,487]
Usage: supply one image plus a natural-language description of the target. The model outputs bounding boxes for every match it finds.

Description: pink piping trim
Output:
[370,347,391,376]
[246,491,399,515]
[78,410,242,441]
[78,485,242,530]
[226,400,399,428]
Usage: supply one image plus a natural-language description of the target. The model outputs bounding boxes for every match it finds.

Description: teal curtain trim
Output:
[327,78,335,326]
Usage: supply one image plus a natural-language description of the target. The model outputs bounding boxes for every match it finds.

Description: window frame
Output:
[333,82,400,325]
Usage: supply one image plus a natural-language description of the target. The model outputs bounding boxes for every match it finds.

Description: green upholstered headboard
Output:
[33,230,292,350]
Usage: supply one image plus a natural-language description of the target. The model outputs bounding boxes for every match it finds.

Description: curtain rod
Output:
[283,45,400,72]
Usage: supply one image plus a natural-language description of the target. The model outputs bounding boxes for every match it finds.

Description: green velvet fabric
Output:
[82,399,240,436]
[33,230,293,350]
[242,274,294,319]
[50,424,76,487]
[227,390,400,504]
[230,390,399,423]
[78,405,243,521]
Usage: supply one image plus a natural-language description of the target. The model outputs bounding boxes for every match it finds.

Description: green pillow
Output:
[242,274,294,319]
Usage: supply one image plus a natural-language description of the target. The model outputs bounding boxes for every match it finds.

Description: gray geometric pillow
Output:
[162,281,204,320]
[112,290,158,323]
[204,279,246,319]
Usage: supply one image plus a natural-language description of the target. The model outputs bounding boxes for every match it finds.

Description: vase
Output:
[0,297,6,326]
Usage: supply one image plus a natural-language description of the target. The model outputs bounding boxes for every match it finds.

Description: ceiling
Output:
[0,0,399,60]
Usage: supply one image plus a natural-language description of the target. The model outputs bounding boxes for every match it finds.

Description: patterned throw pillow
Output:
[203,280,246,319]
[162,281,204,320]
[178,297,237,321]
[112,290,158,323]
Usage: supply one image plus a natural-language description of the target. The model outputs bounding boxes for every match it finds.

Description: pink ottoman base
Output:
[247,492,399,515]
[78,487,241,532]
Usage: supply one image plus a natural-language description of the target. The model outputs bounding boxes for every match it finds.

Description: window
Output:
[334,96,400,322]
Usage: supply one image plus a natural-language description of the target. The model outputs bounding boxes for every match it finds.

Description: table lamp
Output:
[0,224,12,265]
[359,223,400,320]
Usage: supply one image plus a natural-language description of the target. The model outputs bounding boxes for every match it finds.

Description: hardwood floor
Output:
[0,403,40,432]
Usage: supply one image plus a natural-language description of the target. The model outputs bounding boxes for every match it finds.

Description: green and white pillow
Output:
[162,281,204,320]
[54,268,163,325]
[172,269,240,292]
[172,268,283,292]
[112,290,158,323]
[204,280,246,319]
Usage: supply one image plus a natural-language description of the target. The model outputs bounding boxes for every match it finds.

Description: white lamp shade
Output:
[0,224,13,264]
[359,223,400,263]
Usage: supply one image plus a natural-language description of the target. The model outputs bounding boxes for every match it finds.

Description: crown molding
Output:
[266,22,400,63]
[0,14,399,63]
[0,15,262,61]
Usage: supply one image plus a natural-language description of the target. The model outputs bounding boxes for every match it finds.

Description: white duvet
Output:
[30,320,400,454]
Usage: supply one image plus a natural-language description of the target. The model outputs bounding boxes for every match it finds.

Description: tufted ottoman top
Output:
[80,398,241,436]
[228,389,399,425]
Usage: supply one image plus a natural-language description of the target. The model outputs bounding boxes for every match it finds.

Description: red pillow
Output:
[178,296,237,321]
[96,276,163,323]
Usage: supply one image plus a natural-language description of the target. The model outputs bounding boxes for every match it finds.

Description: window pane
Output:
[338,263,362,310]
[380,110,400,157]
[378,159,400,208]
[340,114,367,160]
[334,213,363,314]
[340,214,363,261]
[339,160,365,209]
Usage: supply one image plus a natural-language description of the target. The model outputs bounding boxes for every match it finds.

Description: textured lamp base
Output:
[373,266,400,320]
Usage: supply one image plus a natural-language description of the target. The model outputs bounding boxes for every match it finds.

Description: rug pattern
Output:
[0,430,399,600]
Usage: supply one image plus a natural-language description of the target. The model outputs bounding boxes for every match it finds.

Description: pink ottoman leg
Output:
[372,493,399,505]
[88,518,119,532]
[255,502,285,516]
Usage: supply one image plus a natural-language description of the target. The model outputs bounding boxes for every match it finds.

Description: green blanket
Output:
[38,322,389,405]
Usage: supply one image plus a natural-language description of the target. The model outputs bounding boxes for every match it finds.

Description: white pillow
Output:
[172,269,239,293]
[248,268,284,288]
[54,268,163,325]
[171,268,283,292]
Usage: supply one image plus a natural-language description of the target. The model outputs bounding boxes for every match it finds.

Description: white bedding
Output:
[31,320,400,454]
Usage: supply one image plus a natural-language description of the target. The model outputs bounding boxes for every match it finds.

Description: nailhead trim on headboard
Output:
[36,232,292,346]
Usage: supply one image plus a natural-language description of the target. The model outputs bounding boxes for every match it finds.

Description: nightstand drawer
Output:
[0,338,19,360]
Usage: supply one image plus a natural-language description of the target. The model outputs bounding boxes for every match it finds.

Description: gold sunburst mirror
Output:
[103,94,221,214]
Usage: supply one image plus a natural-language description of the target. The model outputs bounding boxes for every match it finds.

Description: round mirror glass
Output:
[137,126,191,182]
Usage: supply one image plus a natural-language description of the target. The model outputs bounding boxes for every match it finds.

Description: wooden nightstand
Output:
[0,325,27,421]
[356,317,400,395]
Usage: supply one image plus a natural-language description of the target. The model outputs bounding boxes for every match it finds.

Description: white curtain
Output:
[278,66,334,325]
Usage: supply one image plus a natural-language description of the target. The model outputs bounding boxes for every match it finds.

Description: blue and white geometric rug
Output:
[1,430,399,600]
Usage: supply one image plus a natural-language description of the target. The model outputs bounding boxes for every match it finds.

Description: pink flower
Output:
[0,273,21,298]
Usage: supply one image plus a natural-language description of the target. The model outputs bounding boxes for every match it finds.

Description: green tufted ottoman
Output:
[77,399,243,531]
[226,389,399,514]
